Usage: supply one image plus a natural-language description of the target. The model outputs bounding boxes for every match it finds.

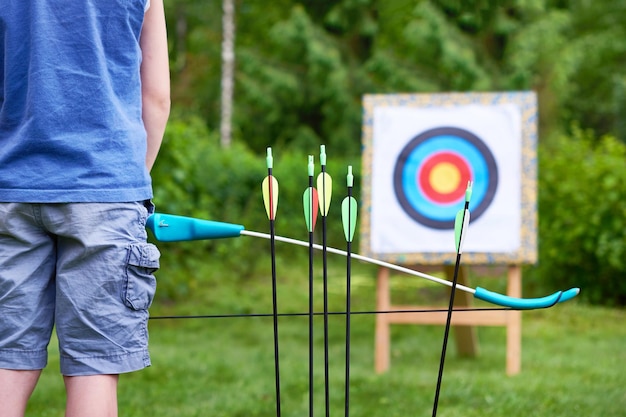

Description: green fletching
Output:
[456,182,473,251]
[454,209,463,251]
[454,209,470,252]
[303,187,319,232]
[341,196,358,242]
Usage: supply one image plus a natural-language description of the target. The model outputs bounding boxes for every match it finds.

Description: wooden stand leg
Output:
[375,267,390,373]
[506,265,522,375]
[374,264,520,375]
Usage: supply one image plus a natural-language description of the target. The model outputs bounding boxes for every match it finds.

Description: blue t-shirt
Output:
[0,0,153,202]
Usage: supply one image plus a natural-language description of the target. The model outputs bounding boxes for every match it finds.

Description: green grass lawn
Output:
[26,260,626,416]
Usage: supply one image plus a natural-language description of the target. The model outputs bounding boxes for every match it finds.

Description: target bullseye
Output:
[418,152,471,204]
[429,163,459,193]
[393,127,498,230]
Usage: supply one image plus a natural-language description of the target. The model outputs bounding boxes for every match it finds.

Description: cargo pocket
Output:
[124,243,160,310]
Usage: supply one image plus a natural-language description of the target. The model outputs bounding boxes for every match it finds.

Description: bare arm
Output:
[140,0,170,172]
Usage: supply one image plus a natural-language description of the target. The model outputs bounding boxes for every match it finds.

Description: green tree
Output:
[534,127,626,305]
[156,0,626,304]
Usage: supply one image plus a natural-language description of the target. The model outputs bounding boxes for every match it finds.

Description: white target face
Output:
[361,92,537,264]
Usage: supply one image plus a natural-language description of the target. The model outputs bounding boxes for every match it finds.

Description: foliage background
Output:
[151,0,626,305]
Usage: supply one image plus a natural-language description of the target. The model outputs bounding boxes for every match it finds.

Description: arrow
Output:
[145,214,580,310]
[432,181,472,417]
[341,166,357,417]
[317,146,333,417]
[262,158,279,222]
[264,147,281,417]
[302,155,316,417]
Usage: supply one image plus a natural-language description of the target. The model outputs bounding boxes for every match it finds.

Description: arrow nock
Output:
[266,147,273,169]
[320,145,327,166]
[465,181,473,203]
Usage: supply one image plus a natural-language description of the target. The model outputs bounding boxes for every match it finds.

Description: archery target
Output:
[366,100,528,259]
[393,127,498,229]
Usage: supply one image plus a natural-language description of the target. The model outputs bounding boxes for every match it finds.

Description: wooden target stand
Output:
[374,264,522,376]
[361,92,538,378]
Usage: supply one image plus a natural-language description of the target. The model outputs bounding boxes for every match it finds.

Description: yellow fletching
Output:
[316,172,332,216]
[262,175,279,220]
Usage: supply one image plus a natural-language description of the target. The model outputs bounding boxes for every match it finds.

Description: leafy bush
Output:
[149,113,262,299]
[527,127,626,305]
[150,113,361,300]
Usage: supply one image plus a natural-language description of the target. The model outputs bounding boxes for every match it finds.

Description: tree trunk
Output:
[220,0,235,148]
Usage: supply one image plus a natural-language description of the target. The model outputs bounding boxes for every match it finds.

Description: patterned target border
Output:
[393,127,498,230]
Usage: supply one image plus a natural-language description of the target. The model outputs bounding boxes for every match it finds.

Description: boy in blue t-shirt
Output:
[0,1,170,416]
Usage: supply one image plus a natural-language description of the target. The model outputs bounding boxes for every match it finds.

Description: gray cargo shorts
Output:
[0,202,160,376]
